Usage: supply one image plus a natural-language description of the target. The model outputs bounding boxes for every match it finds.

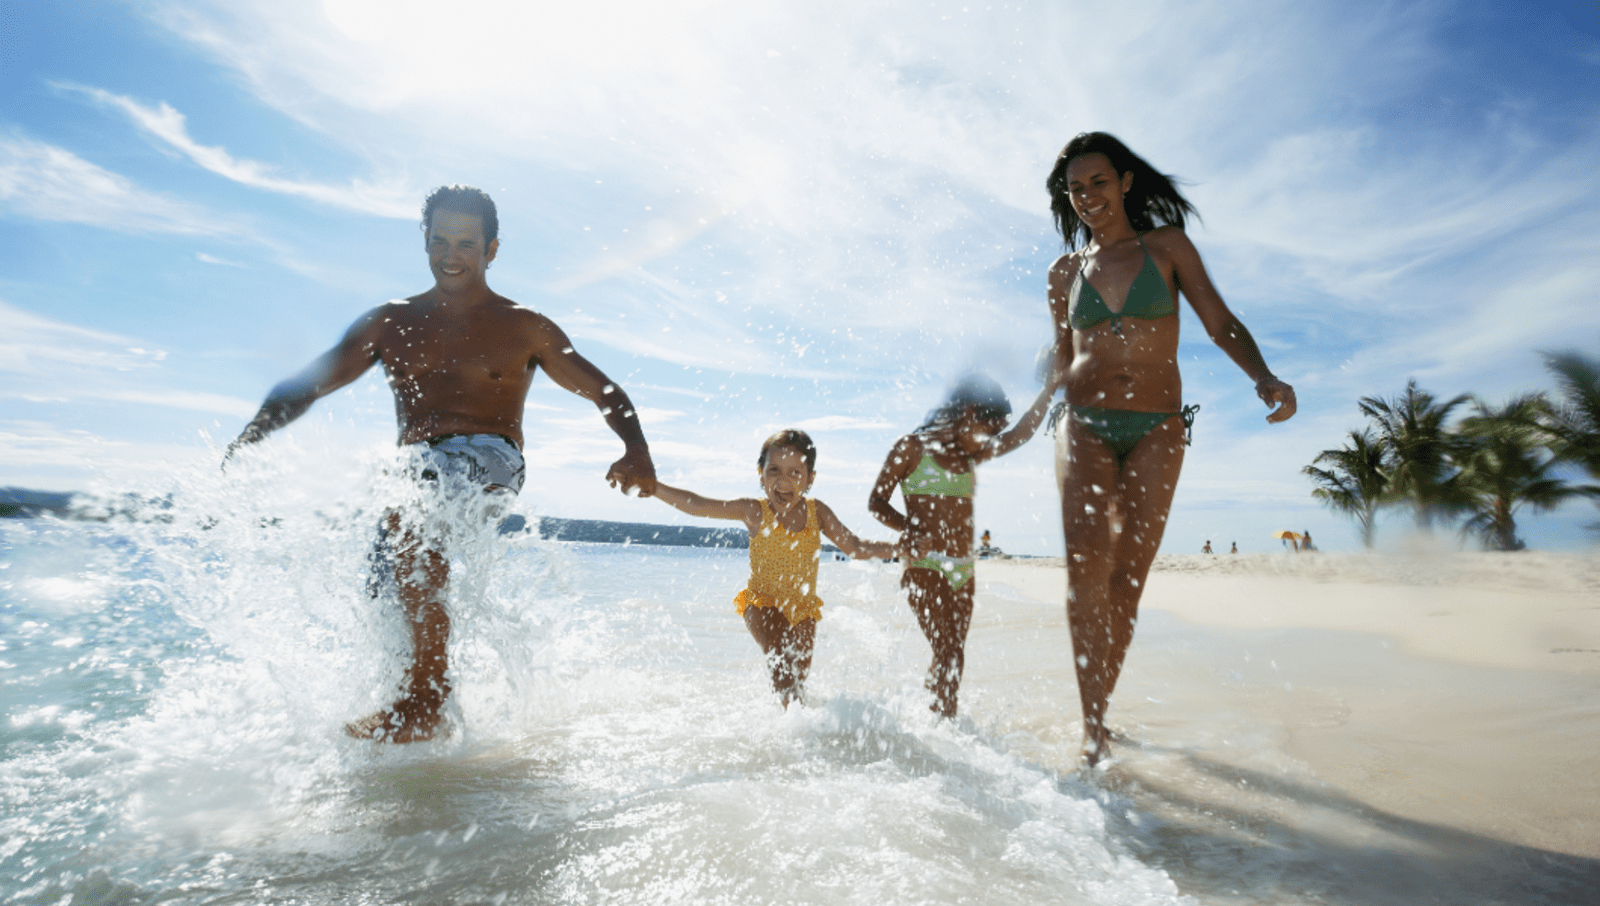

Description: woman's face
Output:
[1065,153,1134,232]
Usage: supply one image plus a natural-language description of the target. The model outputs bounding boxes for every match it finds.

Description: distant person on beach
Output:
[225,185,656,743]
[644,430,901,707]
[1302,531,1315,552]
[868,375,1055,718]
[1044,132,1295,764]
[1230,541,1238,554]
[1202,540,1213,554]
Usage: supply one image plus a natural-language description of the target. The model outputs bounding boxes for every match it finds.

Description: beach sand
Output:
[961,549,1600,901]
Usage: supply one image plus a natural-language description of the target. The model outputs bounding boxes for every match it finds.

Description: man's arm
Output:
[225,310,383,461]
[532,319,657,495]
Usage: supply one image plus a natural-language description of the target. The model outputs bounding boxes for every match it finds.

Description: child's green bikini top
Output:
[1068,237,1176,335]
[902,451,975,498]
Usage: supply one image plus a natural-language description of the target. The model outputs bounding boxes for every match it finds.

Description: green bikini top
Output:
[1068,238,1176,335]
[902,452,975,498]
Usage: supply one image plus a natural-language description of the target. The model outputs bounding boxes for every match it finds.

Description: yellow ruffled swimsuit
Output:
[734,499,824,626]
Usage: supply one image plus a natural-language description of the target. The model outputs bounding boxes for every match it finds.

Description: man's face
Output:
[425,209,498,291]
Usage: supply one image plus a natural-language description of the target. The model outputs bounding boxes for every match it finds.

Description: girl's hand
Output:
[897,533,927,561]
[1257,378,1297,423]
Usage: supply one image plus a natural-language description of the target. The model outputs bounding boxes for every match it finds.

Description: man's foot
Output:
[344,696,445,743]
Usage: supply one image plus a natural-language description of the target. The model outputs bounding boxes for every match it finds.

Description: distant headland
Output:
[0,486,753,550]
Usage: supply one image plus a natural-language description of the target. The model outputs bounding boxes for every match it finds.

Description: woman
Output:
[868,375,1053,718]
[1045,132,1295,765]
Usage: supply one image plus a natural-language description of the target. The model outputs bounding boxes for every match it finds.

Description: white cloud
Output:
[0,134,231,235]
[0,300,253,417]
[59,83,415,219]
[27,0,1593,552]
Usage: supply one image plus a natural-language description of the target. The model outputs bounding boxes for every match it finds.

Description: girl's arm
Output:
[866,435,920,533]
[1154,227,1296,423]
[985,380,1059,460]
[815,500,903,560]
[646,482,763,533]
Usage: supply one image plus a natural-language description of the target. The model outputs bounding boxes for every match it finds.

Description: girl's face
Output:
[955,407,1009,455]
[1065,152,1134,233]
[759,445,814,514]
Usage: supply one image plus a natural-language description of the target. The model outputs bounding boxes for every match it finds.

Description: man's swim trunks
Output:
[411,433,527,495]
[366,434,526,597]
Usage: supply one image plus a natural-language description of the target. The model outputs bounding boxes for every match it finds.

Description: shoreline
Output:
[965,552,1600,863]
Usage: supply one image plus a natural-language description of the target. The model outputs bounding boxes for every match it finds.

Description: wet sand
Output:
[959,550,1600,902]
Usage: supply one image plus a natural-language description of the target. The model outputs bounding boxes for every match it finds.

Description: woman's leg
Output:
[905,568,973,718]
[1057,415,1184,764]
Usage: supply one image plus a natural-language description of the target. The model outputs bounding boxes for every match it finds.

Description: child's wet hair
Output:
[919,374,1012,430]
[758,429,818,473]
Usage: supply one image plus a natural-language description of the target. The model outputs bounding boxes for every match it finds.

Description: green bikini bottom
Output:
[1050,403,1200,469]
[907,554,976,591]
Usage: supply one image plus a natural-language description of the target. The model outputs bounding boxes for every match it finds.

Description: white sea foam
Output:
[0,459,1194,906]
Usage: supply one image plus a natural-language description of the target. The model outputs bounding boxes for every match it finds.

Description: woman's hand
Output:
[1257,378,1297,423]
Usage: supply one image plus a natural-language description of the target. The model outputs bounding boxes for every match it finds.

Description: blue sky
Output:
[2,0,1597,554]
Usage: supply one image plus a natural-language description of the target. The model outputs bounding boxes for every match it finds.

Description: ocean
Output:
[3,465,1594,904]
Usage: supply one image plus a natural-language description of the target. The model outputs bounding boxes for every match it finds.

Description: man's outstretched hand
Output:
[606,447,657,497]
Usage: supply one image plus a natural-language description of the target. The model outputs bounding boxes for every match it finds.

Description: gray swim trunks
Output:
[411,433,527,495]
[366,434,526,598]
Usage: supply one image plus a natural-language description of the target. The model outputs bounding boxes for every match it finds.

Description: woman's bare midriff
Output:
[1062,320,1183,412]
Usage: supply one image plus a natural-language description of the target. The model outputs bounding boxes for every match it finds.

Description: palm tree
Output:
[1304,428,1391,548]
[1541,348,1600,486]
[1542,347,1600,535]
[1358,380,1470,530]
[1454,394,1574,551]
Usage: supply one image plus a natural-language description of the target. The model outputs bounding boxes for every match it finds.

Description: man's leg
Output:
[347,513,452,742]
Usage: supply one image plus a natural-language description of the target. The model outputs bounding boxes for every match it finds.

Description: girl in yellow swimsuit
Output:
[1044,132,1296,765]
[646,430,903,707]
[868,376,1056,718]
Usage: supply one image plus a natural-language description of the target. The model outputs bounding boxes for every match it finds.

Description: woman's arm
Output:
[867,435,920,532]
[1045,255,1078,403]
[815,501,902,560]
[646,482,763,532]
[1157,228,1296,423]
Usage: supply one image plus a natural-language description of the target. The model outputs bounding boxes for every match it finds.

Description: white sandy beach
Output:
[963,550,1600,880]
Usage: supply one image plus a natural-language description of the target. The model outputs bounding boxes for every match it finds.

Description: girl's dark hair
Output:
[422,185,499,245]
[918,374,1012,431]
[1045,132,1198,250]
[758,429,818,472]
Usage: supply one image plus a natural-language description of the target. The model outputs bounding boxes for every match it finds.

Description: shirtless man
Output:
[226,185,656,742]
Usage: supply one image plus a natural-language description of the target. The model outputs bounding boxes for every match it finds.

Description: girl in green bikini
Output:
[868,376,1055,718]
[1045,132,1296,765]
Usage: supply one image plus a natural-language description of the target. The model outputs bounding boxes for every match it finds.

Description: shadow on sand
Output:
[1086,747,1600,906]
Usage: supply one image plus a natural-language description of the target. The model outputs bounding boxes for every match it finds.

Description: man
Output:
[227,185,656,742]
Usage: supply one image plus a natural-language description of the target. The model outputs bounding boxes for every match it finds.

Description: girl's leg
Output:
[1057,415,1184,764]
[905,569,973,718]
[743,606,815,707]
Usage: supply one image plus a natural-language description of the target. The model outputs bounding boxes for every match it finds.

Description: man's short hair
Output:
[421,185,499,245]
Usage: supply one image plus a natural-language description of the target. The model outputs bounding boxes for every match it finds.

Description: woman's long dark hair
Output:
[1046,132,1198,250]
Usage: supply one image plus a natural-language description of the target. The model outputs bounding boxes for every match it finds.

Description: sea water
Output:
[0,458,1190,906]
[5,461,1595,904]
